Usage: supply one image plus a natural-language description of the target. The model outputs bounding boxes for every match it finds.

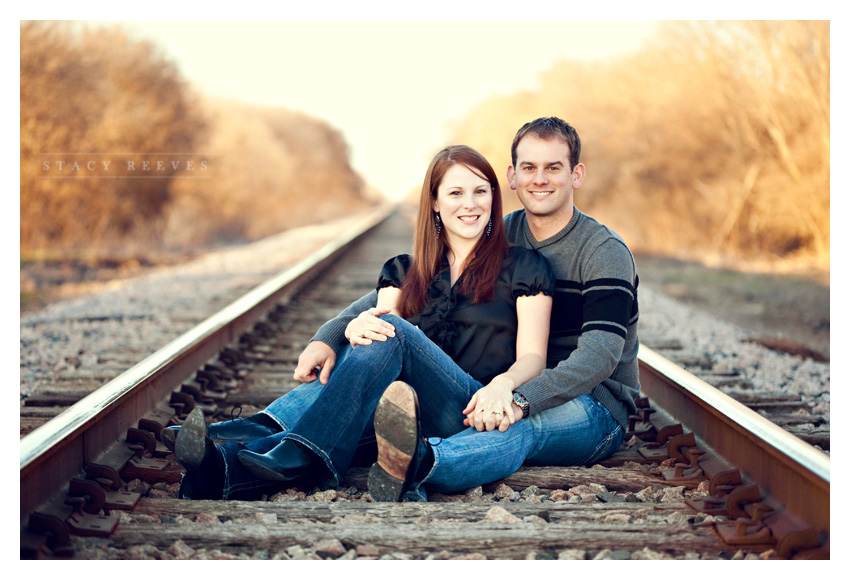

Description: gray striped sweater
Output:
[504,208,640,430]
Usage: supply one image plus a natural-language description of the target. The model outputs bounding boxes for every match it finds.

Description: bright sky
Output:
[96,19,660,200]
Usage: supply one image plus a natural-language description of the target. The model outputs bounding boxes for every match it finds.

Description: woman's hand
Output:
[345,308,396,347]
[462,378,517,432]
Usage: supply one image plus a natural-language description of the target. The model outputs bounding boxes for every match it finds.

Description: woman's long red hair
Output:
[396,145,508,319]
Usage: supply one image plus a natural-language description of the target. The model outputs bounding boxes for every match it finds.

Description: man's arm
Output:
[311,290,379,346]
[293,290,379,384]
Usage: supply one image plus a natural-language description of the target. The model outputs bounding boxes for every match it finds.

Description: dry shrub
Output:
[20,21,203,256]
[451,21,830,270]
[21,21,375,258]
[163,97,373,246]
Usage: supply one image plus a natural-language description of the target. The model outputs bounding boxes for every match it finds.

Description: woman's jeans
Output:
[214,315,486,499]
[196,314,624,501]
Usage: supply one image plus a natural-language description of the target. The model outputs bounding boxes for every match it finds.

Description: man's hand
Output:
[345,308,396,347]
[293,341,337,385]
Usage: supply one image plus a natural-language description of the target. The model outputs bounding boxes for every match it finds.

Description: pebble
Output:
[254,512,277,525]
[481,506,521,524]
[285,544,318,560]
[597,491,626,503]
[557,549,587,560]
[307,489,338,503]
[632,547,674,560]
[599,513,632,524]
[452,553,487,560]
[492,483,516,500]
[659,486,687,503]
[355,543,381,558]
[312,538,347,559]
[168,539,195,559]
[195,513,220,525]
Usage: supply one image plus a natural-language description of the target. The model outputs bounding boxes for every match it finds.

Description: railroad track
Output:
[19,207,830,560]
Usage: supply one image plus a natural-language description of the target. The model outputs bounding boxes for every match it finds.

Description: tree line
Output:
[450,21,829,270]
[20,21,375,258]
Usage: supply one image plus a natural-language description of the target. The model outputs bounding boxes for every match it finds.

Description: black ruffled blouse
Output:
[377,245,555,385]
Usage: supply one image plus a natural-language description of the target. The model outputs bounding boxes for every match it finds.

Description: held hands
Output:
[463,379,524,432]
[345,308,396,347]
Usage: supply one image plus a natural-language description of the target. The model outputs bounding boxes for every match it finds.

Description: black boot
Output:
[174,407,225,499]
[237,439,325,483]
[162,413,282,451]
[368,381,433,502]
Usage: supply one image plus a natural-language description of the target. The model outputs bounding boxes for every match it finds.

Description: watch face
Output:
[513,393,529,417]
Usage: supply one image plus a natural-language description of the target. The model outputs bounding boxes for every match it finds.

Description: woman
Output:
[173,145,554,501]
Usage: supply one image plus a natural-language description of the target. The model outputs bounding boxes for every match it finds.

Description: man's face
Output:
[507,134,584,221]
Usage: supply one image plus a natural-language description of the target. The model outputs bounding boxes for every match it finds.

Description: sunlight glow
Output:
[100,20,659,200]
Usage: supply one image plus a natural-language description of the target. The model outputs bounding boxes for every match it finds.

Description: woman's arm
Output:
[464,292,552,432]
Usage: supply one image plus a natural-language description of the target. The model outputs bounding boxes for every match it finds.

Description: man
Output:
[186,117,640,501]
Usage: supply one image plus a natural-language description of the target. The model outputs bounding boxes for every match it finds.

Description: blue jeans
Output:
[199,315,622,501]
[214,315,486,499]
[407,393,624,500]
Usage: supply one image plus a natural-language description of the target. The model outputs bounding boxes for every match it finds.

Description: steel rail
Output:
[637,344,830,536]
[19,204,395,521]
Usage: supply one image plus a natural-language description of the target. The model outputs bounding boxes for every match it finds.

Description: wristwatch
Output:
[513,392,530,418]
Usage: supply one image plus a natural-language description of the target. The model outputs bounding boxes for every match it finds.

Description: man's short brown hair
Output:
[511,117,582,170]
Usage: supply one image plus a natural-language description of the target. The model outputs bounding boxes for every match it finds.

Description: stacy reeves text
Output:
[39,153,211,178]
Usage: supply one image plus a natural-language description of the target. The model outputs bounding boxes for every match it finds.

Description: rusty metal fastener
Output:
[126,427,158,455]
[85,463,121,490]
[86,463,140,510]
[24,511,73,557]
[169,390,196,418]
[656,423,684,443]
[638,423,687,461]
[686,469,744,515]
[666,432,697,464]
[219,347,247,366]
[65,510,118,538]
[725,483,763,520]
[716,518,774,545]
[650,431,704,482]
[710,469,743,496]
[65,478,106,515]
[138,417,164,438]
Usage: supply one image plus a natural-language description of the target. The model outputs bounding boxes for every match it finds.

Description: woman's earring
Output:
[434,213,442,238]
[486,218,492,237]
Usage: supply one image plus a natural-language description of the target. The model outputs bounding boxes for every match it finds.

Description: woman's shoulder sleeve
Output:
[378,254,413,290]
[509,246,556,298]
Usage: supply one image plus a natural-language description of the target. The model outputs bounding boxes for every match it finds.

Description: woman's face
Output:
[433,163,493,245]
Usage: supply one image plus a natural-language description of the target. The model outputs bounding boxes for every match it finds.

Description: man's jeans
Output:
[408,393,624,501]
[199,315,623,501]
